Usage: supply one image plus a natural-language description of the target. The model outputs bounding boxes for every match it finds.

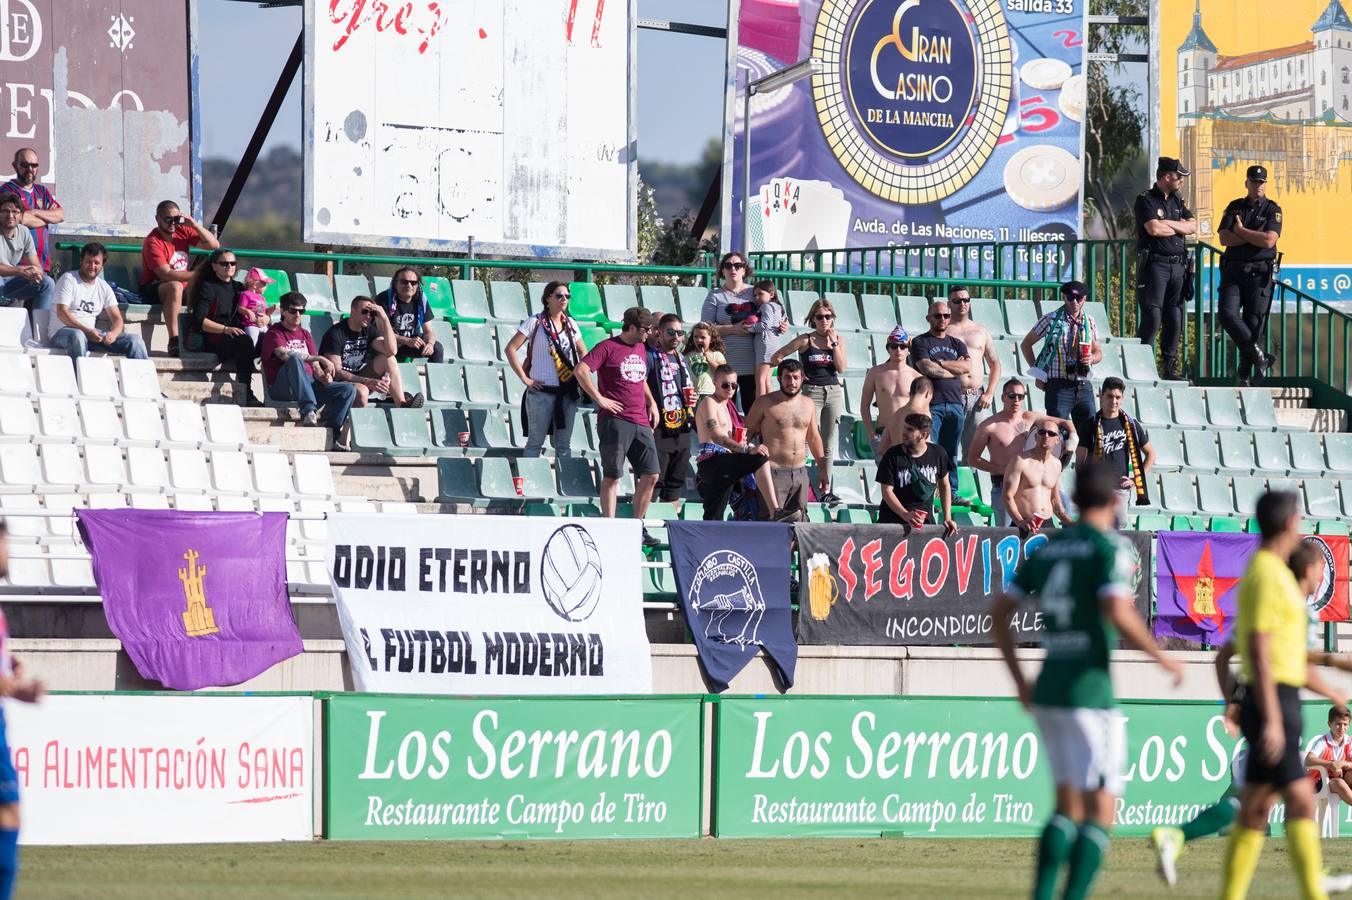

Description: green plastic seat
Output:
[514,457,556,499]
[824,292,863,331]
[1002,300,1041,337]
[436,458,485,504]
[349,407,404,455]
[396,362,423,398]
[1316,520,1351,536]
[469,410,513,453]
[1170,388,1206,428]
[527,282,549,307]
[479,457,524,500]
[578,325,609,351]
[502,374,525,408]
[567,282,611,325]
[307,313,335,347]
[1206,390,1244,428]
[639,285,678,316]
[1304,480,1340,519]
[1094,344,1125,380]
[448,280,492,321]
[1181,430,1220,472]
[388,408,438,455]
[455,322,497,363]
[1232,476,1267,519]
[1208,516,1244,533]
[423,277,457,317]
[897,295,929,329]
[1151,429,1185,470]
[1134,514,1170,532]
[1288,433,1325,474]
[646,502,680,523]
[488,281,528,322]
[1252,432,1292,474]
[1195,474,1236,516]
[426,364,467,404]
[1218,431,1256,473]
[602,284,639,322]
[493,323,518,356]
[464,368,507,410]
[333,274,372,307]
[1170,515,1207,531]
[1122,343,1161,383]
[990,340,1023,379]
[676,286,708,324]
[556,458,598,500]
[860,294,898,332]
[1158,472,1198,513]
[839,332,871,372]
[781,290,818,325]
[970,298,1006,336]
[566,502,602,517]
[428,319,456,354]
[1084,301,1113,342]
[293,273,338,313]
[828,467,867,506]
[680,501,705,520]
[1238,389,1280,429]
[258,268,292,305]
[805,504,831,523]
[952,509,987,526]
[1131,386,1171,430]
[429,408,479,456]
[525,501,565,516]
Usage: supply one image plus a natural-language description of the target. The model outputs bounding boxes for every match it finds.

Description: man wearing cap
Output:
[1021,281,1103,435]
[946,284,1001,464]
[575,306,663,546]
[858,325,916,460]
[1133,157,1197,381]
[1218,165,1283,386]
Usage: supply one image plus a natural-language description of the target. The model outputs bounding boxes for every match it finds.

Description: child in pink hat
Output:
[239,267,275,344]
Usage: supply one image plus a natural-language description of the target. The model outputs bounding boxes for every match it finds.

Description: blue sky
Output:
[198,0,730,167]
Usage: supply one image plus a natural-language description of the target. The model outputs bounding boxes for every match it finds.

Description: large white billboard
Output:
[304,0,637,259]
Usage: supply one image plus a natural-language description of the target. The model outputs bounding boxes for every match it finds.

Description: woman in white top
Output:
[700,251,758,412]
[505,280,588,457]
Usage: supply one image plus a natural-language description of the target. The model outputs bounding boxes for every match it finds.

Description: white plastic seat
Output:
[122,399,168,445]
[204,404,251,449]
[251,451,293,495]
[84,491,128,509]
[49,557,96,587]
[164,401,208,445]
[37,396,80,441]
[83,445,126,488]
[127,446,170,492]
[293,454,336,498]
[129,493,171,510]
[34,354,79,396]
[40,443,85,488]
[79,399,123,444]
[168,448,212,492]
[2,557,50,588]
[41,493,81,537]
[0,352,36,395]
[210,450,251,494]
[216,496,256,512]
[0,495,44,537]
[76,356,120,400]
[0,396,37,441]
[118,358,161,401]
[298,499,334,541]
[0,444,41,487]
[0,308,27,350]
[172,492,214,511]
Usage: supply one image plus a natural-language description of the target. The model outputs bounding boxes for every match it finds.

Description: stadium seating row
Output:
[0,395,260,451]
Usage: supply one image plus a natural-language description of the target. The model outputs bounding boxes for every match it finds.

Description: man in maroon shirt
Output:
[575,307,661,543]
[259,292,358,449]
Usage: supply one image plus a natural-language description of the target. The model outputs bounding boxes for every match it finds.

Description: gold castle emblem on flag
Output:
[1193,576,1216,617]
[178,549,220,637]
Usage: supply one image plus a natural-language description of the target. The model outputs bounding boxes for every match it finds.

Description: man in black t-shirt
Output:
[319,295,423,409]
[1074,377,1155,522]
[377,267,444,363]
[876,412,956,535]
[906,300,971,462]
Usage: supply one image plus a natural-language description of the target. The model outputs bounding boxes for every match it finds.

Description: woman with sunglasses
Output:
[771,298,847,503]
[188,247,262,406]
[376,267,443,363]
[700,251,759,411]
[504,280,587,458]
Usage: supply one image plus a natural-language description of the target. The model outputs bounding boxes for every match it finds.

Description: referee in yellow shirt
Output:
[1222,491,1350,899]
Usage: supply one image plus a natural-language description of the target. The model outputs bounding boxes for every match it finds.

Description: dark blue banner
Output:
[666,521,797,693]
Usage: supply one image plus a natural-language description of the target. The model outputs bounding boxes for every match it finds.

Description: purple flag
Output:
[1153,531,1258,643]
[76,509,302,690]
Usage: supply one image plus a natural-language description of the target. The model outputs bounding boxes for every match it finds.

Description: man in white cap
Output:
[858,325,916,460]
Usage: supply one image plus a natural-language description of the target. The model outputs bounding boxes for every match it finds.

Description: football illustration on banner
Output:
[541,524,604,622]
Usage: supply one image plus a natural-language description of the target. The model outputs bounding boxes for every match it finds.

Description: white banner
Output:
[327,514,652,695]
[5,695,314,844]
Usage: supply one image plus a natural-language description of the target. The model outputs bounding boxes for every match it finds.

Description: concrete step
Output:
[245,419,331,452]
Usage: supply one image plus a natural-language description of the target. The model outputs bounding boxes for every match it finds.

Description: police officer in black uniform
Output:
[1218,164,1283,386]
[1133,157,1197,381]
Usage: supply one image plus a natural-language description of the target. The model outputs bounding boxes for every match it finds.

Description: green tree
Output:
[1084,0,1149,238]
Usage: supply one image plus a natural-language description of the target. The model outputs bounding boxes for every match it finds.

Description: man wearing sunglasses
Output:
[1021,280,1102,435]
[1002,419,1073,535]
[945,285,1001,464]
[0,148,61,272]
[261,292,357,447]
[645,313,696,511]
[139,199,219,357]
[969,378,1075,527]
[319,295,423,409]
[377,267,443,363]
[693,363,785,521]
[859,326,916,460]
[907,299,971,462]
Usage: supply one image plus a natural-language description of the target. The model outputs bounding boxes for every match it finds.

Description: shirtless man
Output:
[1002,418,1072,533]
[877,377,933,457]
[859,326,916,459]
[744,359,828,522]
[693,363,781,521]
[968,378,1075,526]
[945,285,1001,464]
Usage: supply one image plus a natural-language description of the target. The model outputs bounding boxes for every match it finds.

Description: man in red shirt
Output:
[259,292,358,449]
[575,306,661,542]
[139,199,219,356]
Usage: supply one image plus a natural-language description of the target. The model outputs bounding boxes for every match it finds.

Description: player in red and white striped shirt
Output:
[1305,705,1352,803]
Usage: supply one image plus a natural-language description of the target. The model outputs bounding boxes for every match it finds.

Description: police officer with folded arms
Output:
[1218,164,1282,386]
[1133,157,1196,382]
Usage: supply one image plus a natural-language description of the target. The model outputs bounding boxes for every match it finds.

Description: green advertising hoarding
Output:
[326,695,703,840]
[714,696,1342,838]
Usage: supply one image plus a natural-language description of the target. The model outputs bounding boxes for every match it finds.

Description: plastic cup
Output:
[1079,341,1092,363]
[733,426,747,445]
[1029,515,1044,532]
[513,476,524,496]
[913,510,928,526]
[683,386,696,406]
[457,431,470,448]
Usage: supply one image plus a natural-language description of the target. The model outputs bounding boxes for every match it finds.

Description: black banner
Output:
[795,525,1153,646]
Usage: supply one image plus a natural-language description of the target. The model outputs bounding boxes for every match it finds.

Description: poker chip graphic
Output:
[1003,144,1080,211]
[1020,58,1072,90]
[1058,73,1086,122]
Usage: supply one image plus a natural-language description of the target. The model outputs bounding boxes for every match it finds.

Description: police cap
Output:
[1246,165,1268,183]
[1157,157,1191,177]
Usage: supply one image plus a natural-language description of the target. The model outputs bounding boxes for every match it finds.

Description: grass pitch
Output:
[22,836,1307,898]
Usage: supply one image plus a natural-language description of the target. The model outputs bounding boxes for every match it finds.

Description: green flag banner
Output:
[326,695,703,840]
[714,696,1341,838]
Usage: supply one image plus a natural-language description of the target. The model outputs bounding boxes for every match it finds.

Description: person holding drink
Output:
[1020,280,1103,435]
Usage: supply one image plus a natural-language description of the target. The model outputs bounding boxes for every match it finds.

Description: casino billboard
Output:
[1155,0,1352,302]
[722,0,1087,255]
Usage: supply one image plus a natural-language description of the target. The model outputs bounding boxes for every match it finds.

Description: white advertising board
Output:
[5,695,314,844]
[304,0,637,259]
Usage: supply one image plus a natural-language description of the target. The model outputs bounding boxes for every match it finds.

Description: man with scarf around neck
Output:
[646,313,697,512]
[1074,377,1155,523]
[1021,280,1103,436]
[875,412,957,536]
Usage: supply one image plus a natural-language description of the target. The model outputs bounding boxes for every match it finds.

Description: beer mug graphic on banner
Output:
[806,552,839,621]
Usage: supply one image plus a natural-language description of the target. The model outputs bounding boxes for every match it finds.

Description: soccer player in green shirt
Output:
[993,461,1184,900]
